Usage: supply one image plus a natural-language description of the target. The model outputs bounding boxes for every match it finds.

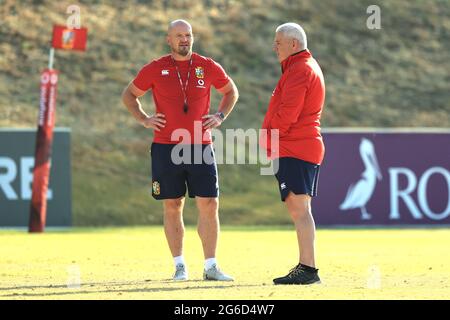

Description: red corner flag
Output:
[52,25,87,51]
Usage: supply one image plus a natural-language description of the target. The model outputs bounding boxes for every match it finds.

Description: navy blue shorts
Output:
[150,143,219,200]
[274,157,320,201]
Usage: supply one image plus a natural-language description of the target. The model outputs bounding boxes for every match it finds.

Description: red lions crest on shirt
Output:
[195,67,204,79]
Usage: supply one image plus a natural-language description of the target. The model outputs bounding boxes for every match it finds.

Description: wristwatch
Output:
[216,112,226,121]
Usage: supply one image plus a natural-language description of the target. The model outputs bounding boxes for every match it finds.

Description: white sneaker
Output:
[203,264,234,281]
[173,263,188,281]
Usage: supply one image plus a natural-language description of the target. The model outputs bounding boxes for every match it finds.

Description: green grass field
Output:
[0,226,449,300]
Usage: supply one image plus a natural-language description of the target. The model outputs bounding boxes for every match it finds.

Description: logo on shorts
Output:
[280,182,287,190]
[152,181,161,195]
[195,67,204,78]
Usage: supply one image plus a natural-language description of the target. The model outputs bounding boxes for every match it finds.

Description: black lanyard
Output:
[171,55,193,113]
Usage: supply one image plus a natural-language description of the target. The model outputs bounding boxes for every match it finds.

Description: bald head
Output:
[168,19,192,34]
[166,19,194,59]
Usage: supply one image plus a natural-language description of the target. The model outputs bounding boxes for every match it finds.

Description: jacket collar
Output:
[281,49,310,73]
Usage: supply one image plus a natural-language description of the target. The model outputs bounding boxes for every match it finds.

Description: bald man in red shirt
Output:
[122,20,238,282]
[262,22,325,285]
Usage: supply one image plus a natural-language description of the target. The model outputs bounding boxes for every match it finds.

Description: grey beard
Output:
[177,47,190,56]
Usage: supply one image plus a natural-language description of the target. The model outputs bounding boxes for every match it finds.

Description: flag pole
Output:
[48,47,55,70]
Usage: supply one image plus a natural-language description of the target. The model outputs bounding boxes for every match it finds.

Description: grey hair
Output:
[276,23,307,50]
[168,19,192,33]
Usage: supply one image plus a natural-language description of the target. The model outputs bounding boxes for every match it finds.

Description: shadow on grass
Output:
[0,279,265,298]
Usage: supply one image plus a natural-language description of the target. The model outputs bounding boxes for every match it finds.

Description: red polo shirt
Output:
[261,49,326,165]
[133,53,230,144]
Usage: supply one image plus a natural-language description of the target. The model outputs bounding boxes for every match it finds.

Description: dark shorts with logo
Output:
[274,157,320,202]
[150,143,219,200]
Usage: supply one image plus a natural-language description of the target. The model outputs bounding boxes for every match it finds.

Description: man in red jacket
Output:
[262,22,325,285]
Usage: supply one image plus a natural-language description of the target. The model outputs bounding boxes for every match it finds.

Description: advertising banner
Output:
[0,128,71,227]
[315,130,450,226]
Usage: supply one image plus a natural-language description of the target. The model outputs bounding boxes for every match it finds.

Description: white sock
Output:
[174,255,185,267]
[204,258,217,270]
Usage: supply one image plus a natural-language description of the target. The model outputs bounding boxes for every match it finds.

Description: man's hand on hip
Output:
[140,113,166,131]
[202,113,224,129]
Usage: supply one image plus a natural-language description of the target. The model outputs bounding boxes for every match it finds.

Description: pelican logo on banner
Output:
[340,138,382,220]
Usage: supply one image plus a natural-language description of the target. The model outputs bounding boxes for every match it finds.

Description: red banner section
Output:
[52,25,87,51]
[29,69,58,232]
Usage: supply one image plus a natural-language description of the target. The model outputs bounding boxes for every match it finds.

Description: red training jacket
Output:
[261,49,325,165]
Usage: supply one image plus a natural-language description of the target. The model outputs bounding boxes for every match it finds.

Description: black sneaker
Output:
[273,264,321,285]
